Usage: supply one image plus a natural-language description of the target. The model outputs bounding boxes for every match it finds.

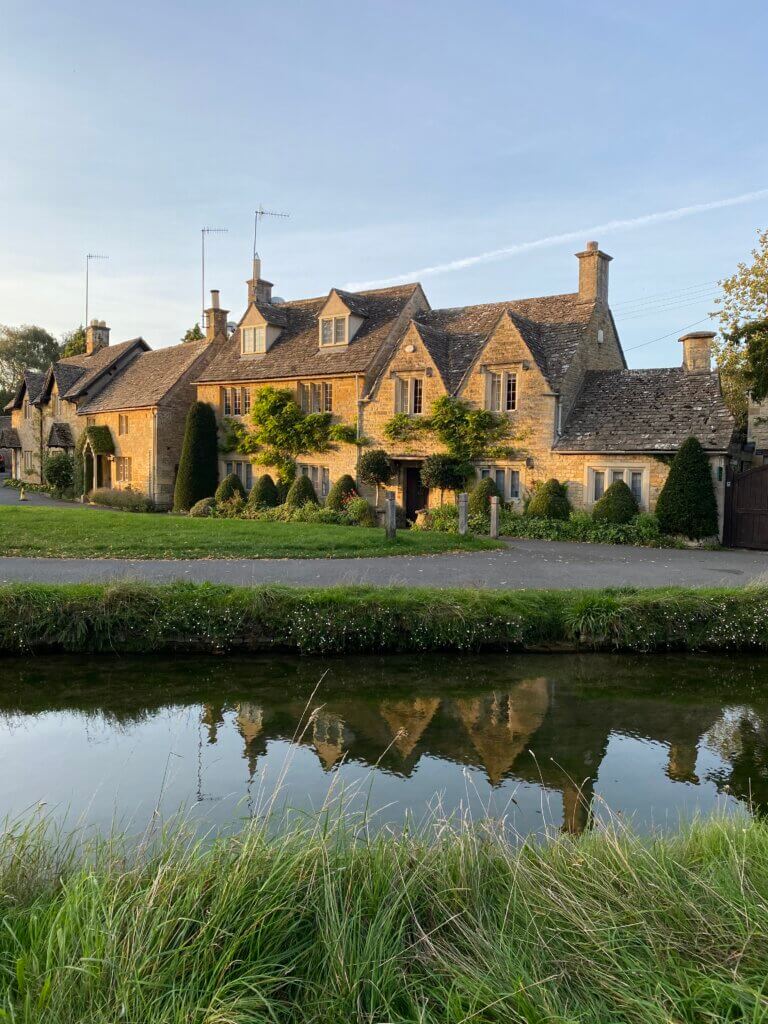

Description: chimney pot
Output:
[680,331,715,373]
[586,240,599,251]
[204,291,229,342]
[85,319,110,356]
[210,289,220,309]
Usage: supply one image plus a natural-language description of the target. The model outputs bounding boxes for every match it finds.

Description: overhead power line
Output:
[624,317,714,353]
[611,279,719,310]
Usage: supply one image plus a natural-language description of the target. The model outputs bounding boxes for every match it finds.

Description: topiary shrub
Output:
[592,480,638,525]
[247,474,279,509]
[344,496,376,526]
[173,402,219,511]
[526,479,571,520]
[655,436,719,539]
[468,476,501,517]
[326,474,358,511]
[43,451,75,494]
[215,473,246,503]
[358,449,392,505]
[189,497,216,518]
[285,473,318,507]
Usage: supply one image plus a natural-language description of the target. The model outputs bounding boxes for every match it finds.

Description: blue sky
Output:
[1,0,766,368]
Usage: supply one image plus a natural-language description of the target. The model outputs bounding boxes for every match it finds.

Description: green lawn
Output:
[0,506,499,559]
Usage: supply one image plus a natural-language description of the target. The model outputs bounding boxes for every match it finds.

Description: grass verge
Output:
[1,581,768,653]
[0,506,498,558]
[0,814,766,1022]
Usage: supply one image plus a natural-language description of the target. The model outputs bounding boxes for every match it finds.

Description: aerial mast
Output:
[85,253,109,327]
[201,227,228,325]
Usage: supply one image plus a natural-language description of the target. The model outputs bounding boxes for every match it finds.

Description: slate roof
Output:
[554,368,736,453]
[47,422,75,448]
[411,293,604,393]
[78,339,212,413]
[0,416,19,450]
[196,284,420,383]
[60,339,148,400]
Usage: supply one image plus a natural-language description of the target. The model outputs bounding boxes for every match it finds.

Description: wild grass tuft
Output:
[0,813,766,1021]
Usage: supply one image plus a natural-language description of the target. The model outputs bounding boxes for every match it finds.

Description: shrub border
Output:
[1,582,767,655]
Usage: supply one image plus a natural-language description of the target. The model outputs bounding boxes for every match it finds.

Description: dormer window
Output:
[242,326,266,355]
[320,316,347,347]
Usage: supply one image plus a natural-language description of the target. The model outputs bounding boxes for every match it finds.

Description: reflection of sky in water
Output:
[0,653,764,838]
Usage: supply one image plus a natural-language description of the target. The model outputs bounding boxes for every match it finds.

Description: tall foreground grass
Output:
[1,814,768,1022]
[2,581,768,653]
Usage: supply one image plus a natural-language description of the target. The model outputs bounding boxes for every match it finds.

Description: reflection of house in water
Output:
[200,675,742,835]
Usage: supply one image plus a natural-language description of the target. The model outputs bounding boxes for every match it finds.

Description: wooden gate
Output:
[725,464,768,549]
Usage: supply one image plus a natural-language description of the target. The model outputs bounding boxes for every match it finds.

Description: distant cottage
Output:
[4,242,737,528]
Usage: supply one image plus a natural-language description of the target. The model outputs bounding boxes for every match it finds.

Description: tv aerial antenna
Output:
[201,226,228,325]
[253,205,290,259]
[85,253,109,327]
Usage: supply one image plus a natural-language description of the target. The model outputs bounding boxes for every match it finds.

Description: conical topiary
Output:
[655,436,718,538]
[173,402,219,511]
[215,473,246,503]
[592,480,638,524]
[247,474,279,508]
[468,476,501,516]
[526,479,570,520]
[285,474,318,507]
[325,474,358,510]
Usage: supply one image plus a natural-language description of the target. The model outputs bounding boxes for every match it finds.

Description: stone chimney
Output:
[85,319,110,356]
[204,290,229,342]
[575,241,612,304]
[680,331,715,373]
[247,257,274,305]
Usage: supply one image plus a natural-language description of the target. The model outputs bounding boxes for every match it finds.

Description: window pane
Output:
[323,382,333,412]
[321,319,333,345]
[593,470,605,501]
[334,318,346,344]
[412,378,423,414]
[242,388,251,414]
[480,468,490,479]
[510,470,520,499]
[505,373,517,411]
[321,467,330,498]
[222,389,231,415]
[630,472,642,502]
[489,373,501,411]
[226,462,233,475]
[256,327,265,353]
[611,469,624,485]
[232,389,241,415]
[395,378,407,412]
[494,469,506,496]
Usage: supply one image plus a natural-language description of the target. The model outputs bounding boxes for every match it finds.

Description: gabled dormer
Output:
[239,300,288,357]
[317,289,368,349]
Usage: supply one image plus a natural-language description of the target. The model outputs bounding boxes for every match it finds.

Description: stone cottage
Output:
[5,301,226,506]
[197,243,735,530]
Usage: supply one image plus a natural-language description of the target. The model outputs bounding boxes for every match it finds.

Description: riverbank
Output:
[1,814,765,1022]
[2,580,768,653]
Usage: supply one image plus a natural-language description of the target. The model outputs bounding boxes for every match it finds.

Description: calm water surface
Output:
[1,653,767,837]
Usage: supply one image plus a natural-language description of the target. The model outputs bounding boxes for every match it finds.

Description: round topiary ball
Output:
[468,476,501,516]
[215,473,246,503]
[247,474,279,508]
[285,473,318,507]
[592,479,638,524]
[526,478,571,520]
[325,474,358,510]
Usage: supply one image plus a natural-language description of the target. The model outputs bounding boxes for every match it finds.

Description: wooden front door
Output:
[404,467,428,523]
[725,464,768,549]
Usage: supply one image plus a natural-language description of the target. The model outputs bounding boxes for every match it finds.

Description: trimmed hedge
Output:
[247,474,279,509]
[656,436,719,539]
[526,479,571,520]
[592,480,639,525]
[325,474,358,511]
[1,582,768,655]
[468,476,500,516]
[88,488,156,512]
[173,402,219,512]
[215,473,246,503]
[285,474,318,507]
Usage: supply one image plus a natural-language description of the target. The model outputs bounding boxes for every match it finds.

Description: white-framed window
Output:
[23,451,33,473]
[299,381,333,414]
[242,326,266,354]
[116,456,132,483]
[597,329,604,346]
[320,317,347,347]
[395,377,424,415]
[485,370,518,412]
[221,387,249,416]
[298,463,330,498]
[479,466,521,501]
[52,394,62,417]
[242,387,251,414]
[118,414,129,436]
[225,460,253,489]
[588,466,646,507]
[23,400,30,420]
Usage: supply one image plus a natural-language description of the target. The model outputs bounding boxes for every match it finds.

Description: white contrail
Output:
[345,188,768,290]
